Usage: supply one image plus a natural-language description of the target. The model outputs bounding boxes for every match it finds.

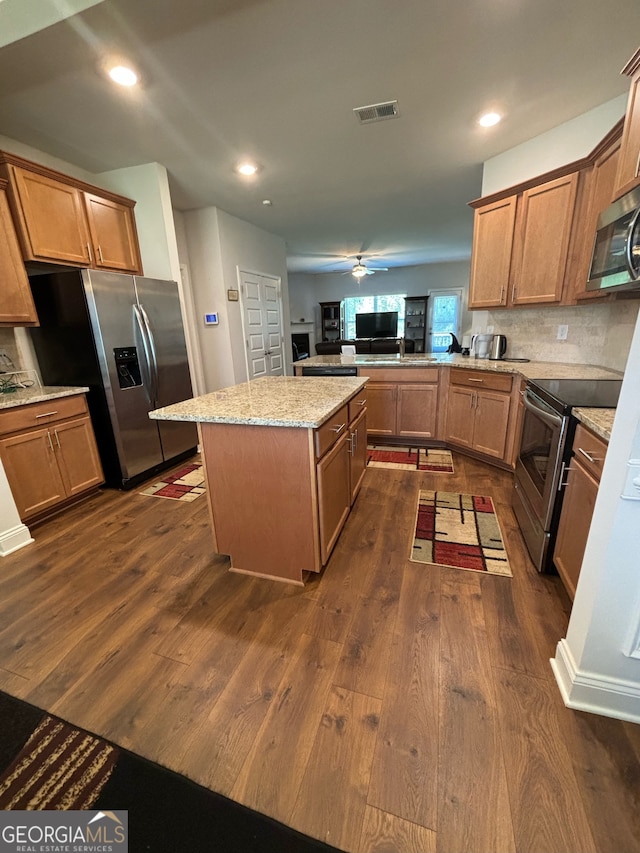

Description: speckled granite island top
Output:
[149,375,368,428]
[0,386,89,410]
[301,353,623,381]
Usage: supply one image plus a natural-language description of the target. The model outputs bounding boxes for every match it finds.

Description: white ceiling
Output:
[0,0,639,274]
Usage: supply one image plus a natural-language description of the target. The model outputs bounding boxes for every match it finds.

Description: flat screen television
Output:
[355,311,398,339]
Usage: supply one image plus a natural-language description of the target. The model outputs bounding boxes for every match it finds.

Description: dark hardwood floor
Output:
[1,453,639,853]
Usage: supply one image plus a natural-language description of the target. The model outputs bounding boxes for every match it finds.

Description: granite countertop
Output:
[149,375,368,428]
[0,385,89,410]
[573,408,616,441]
[301,353,623,381]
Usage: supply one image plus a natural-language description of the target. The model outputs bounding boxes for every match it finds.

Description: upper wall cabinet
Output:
[0,153,143,275]
[468,171,580,309]
[613,47,640,200]
[0,179,38,326]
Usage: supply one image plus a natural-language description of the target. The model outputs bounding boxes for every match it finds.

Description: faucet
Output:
[399,337,406,357]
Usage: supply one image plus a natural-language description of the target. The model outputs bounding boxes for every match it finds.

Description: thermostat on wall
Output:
[204,313,219,325]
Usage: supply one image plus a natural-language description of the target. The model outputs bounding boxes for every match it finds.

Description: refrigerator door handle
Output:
[139,303,160,407]
[133,303,154,405]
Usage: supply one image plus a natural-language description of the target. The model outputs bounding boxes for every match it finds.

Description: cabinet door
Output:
[53,416,104,496]
[348,408,367,504]
[365,383,397,435]
[553,461,598,600]
[0,428,66,519]
[510,173,578,305]
[10,166,92,265]
[473,390,511,460]
[84,193,142,273]
[317,434,351,564]
[445,387,475,448]
[468,196,516,308]
[0,185,38,326]
[397,383,438,438]
[614,63,640,199]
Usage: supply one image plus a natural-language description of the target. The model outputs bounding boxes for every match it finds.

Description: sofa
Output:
[315,338,416,355]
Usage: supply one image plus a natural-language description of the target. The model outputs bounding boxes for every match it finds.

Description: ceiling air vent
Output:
[353,100,400,124]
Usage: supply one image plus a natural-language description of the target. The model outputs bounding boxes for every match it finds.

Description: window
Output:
[343,294,406,339]
[428,289,462,352]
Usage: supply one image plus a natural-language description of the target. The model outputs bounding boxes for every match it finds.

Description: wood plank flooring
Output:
[1,454,639,852]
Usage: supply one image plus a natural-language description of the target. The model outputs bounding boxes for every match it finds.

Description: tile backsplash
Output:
[470,301,639,373]
[0,329,22,371]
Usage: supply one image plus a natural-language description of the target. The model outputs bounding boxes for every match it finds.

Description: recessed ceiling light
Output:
[236,162,259,176]
[478,111,502,128]
[107,65,139,87]
[262,199,272,206]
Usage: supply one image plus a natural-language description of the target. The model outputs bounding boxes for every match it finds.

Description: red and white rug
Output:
[410,490,511,576]
[140,463,205,502]
[367,445,454,473]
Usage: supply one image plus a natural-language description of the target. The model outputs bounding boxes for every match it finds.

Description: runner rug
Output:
[0,690,342,852]
[410,490,512,576]
[367,445,454,472]
[139,462,205,502]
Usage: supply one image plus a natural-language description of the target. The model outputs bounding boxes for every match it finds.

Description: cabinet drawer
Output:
[0,394,88,436]
[450,368,513,393]
[315,404,349,458]
[573,423,608,481]
[348,392,367,424]
[361,367,439,383]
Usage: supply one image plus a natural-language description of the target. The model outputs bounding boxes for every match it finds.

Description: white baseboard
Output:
[551,639,640,725]
[0,523,34,557]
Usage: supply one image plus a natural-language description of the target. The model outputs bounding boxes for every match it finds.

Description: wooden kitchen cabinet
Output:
[365,367,439,439]
[0,180,38,326]
[445,368,513,462]
[200,385,367,584]
[554,423,609,600]
[613,47,640,200]
[469,172,579,308]
[0,394,104,522]
[468,195,517,308]
[0,152,142,274]
[84,193,143,273]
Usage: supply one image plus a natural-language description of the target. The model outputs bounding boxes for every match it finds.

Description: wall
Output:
[179,206,289,390]
[288,261,472,350]
[481,95,627,195]
[552,306,640,722]
[471,301,639,372]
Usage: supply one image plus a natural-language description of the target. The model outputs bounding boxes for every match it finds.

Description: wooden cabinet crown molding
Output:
[0,151,136,209]
[622,46,640,78]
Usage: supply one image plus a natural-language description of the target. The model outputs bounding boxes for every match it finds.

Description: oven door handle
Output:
[522,389,563,430]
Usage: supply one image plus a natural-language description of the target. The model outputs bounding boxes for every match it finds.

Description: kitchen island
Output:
[150,375,368,585]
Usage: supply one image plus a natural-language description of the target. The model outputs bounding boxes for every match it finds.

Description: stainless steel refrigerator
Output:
[29,269,198,489]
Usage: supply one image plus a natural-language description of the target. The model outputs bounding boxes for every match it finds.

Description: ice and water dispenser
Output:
[114,347,142,388]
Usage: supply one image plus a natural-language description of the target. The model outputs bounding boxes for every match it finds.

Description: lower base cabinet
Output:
[365,368,439,439]
[554,423,608,600]
[0,394,104,521]
[445,368,513,462]
[201,388,367,585]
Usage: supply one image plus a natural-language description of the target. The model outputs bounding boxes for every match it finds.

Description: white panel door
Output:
[240,272,284,380]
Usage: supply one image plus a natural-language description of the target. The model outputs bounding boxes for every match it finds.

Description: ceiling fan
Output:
[345,255,389,278]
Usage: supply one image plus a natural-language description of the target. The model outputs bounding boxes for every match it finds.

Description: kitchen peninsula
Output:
[150,375,368,585]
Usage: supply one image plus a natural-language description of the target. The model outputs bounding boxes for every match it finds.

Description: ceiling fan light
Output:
[352,265,367,278]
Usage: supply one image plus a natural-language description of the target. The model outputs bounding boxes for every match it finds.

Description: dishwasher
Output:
[300,365,358,376]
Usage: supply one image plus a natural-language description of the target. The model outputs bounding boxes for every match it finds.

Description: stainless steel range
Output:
[512,377,622,572]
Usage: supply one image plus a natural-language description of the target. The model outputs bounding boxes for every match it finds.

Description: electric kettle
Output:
[489,334,507,360]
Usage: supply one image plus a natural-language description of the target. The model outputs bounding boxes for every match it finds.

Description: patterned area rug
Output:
[367,445,454,472]
[410,490,512,576]
[140,463,205,502]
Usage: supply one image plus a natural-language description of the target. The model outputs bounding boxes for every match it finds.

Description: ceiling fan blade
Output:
[368,266,388,272]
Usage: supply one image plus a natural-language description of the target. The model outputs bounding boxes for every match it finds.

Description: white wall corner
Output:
[551,640,640,725]
[0,523,33,557]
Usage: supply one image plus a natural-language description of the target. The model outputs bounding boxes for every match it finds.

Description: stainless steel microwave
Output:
[587,185,640,292]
